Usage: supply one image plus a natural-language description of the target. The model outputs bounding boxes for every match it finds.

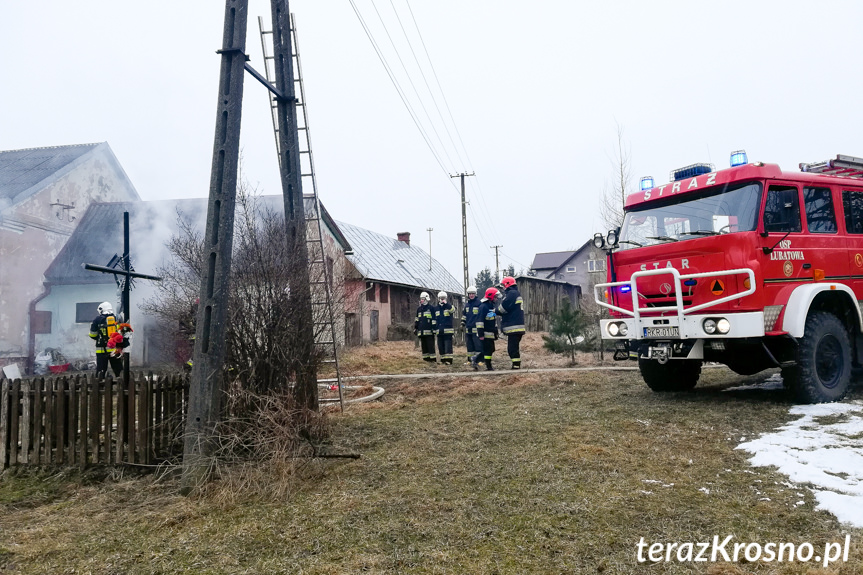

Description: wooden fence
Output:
[0,372,189,469]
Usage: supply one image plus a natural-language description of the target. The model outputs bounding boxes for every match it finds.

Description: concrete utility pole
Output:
[427,227,433,271]
[183,0,249,487]
[269,0,316,411]
[491,244,502,283]
[450,172,475,292]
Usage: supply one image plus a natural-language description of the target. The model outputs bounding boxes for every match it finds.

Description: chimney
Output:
[397,232,411,246]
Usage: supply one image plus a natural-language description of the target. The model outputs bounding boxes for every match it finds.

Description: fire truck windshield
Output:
[618,182,762,250]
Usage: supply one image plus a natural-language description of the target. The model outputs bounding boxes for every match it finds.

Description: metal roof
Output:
[530,250,576,271]
[0,143,107,204]
[336,221,464,294]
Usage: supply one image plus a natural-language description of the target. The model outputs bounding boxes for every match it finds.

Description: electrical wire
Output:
[348,0,454,183]
[350,0,512,265]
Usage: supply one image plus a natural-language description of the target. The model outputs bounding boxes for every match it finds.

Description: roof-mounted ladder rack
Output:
[800,154,863,179]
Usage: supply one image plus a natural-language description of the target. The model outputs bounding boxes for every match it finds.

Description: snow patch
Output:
[737,401,863,527]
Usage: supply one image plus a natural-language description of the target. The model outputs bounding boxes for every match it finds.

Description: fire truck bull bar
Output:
[594,267,759,342]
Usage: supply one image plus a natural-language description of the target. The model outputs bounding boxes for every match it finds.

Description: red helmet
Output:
[501,276,516,289]
[484,287,498,301]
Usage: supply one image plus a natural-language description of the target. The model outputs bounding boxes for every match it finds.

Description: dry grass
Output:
[2,343,863,573]
[326,331,617,379]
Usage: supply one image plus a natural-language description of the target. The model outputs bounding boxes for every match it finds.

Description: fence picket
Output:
[0,380,9,468]
[10,380,20,465]
[20,380,31,464]
[89,376,100,463]
[78,376,88,466]
[32,379,43,464]
[103,376,112,464]
[55,378,65,465]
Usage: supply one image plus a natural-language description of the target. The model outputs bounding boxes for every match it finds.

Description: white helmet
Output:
[420,291,430,302]
[97,301,113,315]
[438,291,447,301]
[467,285,477,295]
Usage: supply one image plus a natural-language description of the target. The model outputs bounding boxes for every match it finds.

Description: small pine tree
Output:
[542,297,594,364]
[475,267,496,292]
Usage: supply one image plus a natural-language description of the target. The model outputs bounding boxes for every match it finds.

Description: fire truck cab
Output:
[594,152,863,403]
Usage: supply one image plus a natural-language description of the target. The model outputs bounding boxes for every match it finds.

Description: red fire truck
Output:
[593,152,863,403]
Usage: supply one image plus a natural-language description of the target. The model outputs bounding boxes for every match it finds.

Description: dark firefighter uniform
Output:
[90,310,123,377]
[498,281,526,369]
[461,290,482,363]
[473,289,499,370]
[415,298,438,362]
[435,295,455,365]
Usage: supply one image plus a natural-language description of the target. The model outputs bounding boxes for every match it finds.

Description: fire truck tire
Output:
[784,311,851,403]
[638,358,701,392]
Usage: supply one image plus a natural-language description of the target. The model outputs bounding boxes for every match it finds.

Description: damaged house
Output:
[31,196,352,369]
[0,143,140,372]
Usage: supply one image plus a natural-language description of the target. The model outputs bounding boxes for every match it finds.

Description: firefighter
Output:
[89,301,123,378]
[461,285,481,364]
[414,291,437,362]
[472,288,500,371]
[435,291,455,365]
[497,276,526,369]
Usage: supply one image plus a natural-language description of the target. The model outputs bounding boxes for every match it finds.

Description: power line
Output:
[348,0,454,181]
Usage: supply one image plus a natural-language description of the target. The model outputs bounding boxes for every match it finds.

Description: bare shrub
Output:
[202,387,330,503]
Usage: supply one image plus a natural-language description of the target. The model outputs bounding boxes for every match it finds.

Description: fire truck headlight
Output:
[716,318,731,334]
[618,322,628,336]
[703,319,717,334]
[608,322,620,336]
[606,228,619,247]
[593,233,605,249]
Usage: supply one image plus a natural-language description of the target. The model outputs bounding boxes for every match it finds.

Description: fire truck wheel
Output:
[785,311,851,403]
[638,358,701,392]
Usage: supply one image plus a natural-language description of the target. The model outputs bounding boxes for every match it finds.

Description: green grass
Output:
[1,367,862,574]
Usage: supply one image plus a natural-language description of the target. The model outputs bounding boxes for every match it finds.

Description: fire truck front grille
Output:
[644,299,692,307]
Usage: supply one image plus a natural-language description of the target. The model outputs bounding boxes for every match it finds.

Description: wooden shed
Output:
[515,276,581,332]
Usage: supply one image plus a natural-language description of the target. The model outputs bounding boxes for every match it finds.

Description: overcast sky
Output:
[3,1,863,286]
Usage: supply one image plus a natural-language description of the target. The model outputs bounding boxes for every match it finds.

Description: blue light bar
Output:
[670,163,714,182]
[620,285,632,293]
[730,150,748,167]
[640,176,654,190]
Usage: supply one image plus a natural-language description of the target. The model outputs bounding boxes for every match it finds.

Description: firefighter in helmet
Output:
[461,285,481,364]
[472,288,500,370]
[497,276,526,369]
[89,301,123,377]
[414,291,437,362]
[434,291,455,365]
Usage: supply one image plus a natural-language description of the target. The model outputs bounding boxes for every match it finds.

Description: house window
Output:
[588,260,606,273]
[380,284,389,303]
[566,266,576,273]
[366,282,376,302]
[31,311,52,334]
[76,302,102,323]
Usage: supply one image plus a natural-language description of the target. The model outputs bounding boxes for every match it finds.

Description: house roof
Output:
[530,250,576,271]
[336,221,464,294]
[546,239,595,277]
[0,143,137,206]
[45,196,351,284]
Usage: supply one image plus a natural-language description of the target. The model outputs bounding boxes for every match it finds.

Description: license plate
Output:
[644,326,679,338]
